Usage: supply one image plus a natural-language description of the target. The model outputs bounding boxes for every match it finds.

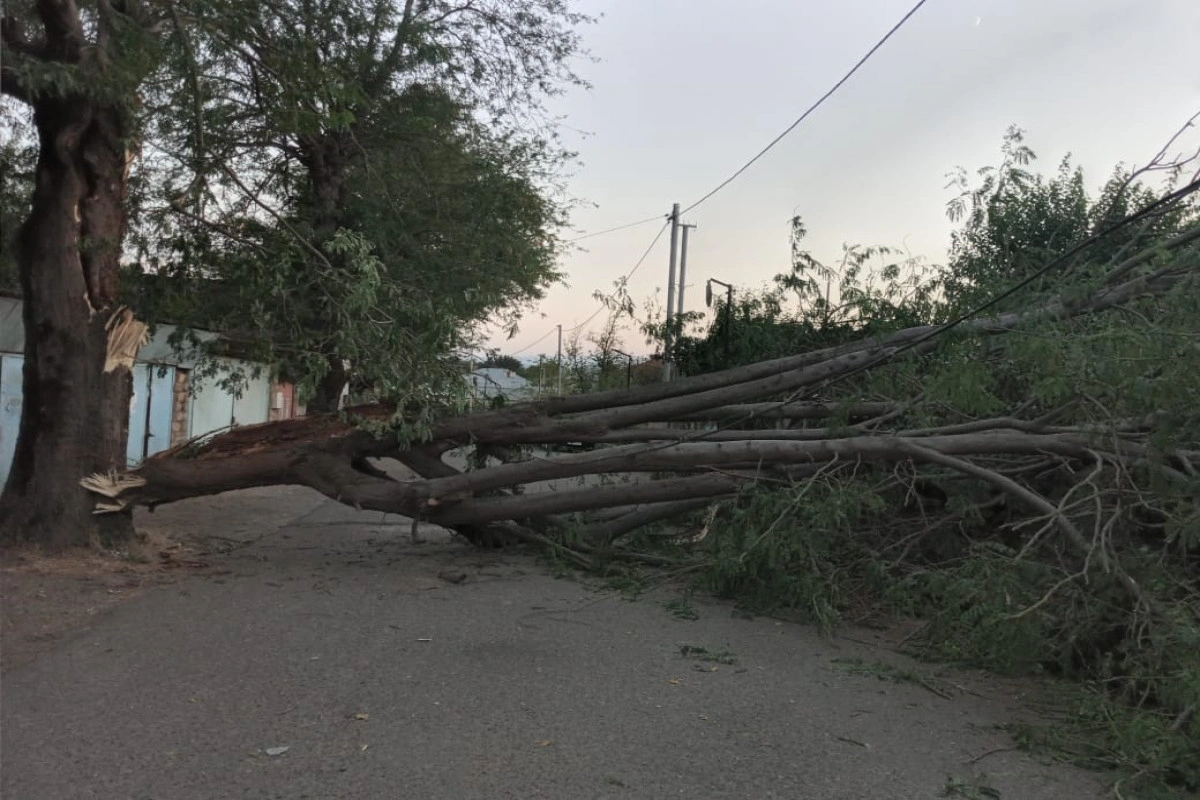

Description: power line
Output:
[506,219,672,355]
[509,325,558,356]
[566,214,667,243]
[566,220,671,334]
[681,0,929,216]
[563,2,928,244]
[518,0,928,356]
[798,175,1200,394]
[528,0,928,353]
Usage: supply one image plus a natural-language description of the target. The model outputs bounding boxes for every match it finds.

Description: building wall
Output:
[170,369,191,448]
[185,363,299,440]
[268,381,296,422]
[468,368,534,402]
[0,296,301,480]
[0,354,22,488]
[126,363,177,466]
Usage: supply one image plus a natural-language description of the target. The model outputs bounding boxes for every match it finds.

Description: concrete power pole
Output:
[662,203,681,381]
[556,324,563,395]
[676,222,696,321]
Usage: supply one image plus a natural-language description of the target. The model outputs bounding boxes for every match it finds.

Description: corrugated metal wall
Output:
[126,364,177,466]
[0,355,23,488]
[0,296,282,486]
[0,355,273,486]
[187,362,272,440]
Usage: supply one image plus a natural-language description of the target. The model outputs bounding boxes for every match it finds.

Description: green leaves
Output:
[121,0,585,403]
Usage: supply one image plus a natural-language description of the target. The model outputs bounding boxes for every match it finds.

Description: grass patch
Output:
[679,644,737,665]
[664,593,699,620]
[939,773,1000,799]
[831,657,956,700]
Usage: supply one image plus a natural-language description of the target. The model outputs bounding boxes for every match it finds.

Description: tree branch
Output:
[897,440,1148,607]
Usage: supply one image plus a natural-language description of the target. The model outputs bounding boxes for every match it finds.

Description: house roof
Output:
[469,367,530,393]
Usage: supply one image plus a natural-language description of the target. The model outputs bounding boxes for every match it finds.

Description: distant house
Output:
[0,293,300,486]
[467,367,533,404]
[632,356,665,385]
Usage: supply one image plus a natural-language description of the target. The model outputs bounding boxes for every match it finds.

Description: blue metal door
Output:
[188,371,235,440]
[145,365,175,457]
[232,372,271,427]
[126,364,151,466]
[0,354,23,488]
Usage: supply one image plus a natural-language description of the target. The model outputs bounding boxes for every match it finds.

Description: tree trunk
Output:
[0,92,140,547]
[306,356,347,413]
[298,132,352,412]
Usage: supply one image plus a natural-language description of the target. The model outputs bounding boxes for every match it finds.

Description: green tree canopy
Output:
[127,0,588,413]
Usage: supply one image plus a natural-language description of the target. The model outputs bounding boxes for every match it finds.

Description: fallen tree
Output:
[82,235,1199,566]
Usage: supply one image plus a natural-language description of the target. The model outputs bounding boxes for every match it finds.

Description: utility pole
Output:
[612,349,634,390]
[706,278,735,366]
[676,222,696,321]
[556,324,563,395]
[662,203,681,381]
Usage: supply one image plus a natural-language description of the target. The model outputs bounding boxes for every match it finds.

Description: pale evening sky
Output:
[488,0,1200,358]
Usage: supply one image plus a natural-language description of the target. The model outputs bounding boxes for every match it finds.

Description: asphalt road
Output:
[1,489,1106,799]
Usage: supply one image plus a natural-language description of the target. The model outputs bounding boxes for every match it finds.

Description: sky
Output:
[485,0,1200,359]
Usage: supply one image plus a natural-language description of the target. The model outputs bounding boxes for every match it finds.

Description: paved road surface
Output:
[1,488,1106,799]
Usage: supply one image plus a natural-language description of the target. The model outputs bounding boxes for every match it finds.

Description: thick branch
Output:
[134,258,1197,473]
[1104,223,1200,284]
[673,401,896,423]
[90,431,1155,530]
[582,498,716,544]
[451,264,1200,447]
[428,473,745,525]
[898,441,1149,607]
[407,433,1132,503]
[529,256,1198,423]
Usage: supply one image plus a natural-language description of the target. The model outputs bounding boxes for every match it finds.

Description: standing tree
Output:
[136,0,586,413]
[0,1,170,546]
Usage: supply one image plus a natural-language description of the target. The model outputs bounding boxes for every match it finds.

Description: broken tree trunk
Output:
[0,0,157,546]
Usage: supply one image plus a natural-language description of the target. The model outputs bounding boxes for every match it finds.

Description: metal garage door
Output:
[0,354,23,488]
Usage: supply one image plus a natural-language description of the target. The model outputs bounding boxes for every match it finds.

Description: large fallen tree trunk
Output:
[80,235,1198,560]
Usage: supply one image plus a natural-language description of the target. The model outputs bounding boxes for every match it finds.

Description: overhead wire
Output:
[766,176,1200,407]
[506,219,672,355]
[565,220,671,334]
[509,325,558,356]
[510,0,930,351]
[567,214,667,243]
[681,0,929,215]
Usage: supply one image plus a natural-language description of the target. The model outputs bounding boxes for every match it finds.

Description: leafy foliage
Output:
[669,219,939,376]
[121,0,586,407]
[0,106,34,294]
[675,129,1200,795]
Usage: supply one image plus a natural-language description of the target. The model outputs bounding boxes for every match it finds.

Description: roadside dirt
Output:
[0,536,207,672]
[1,486,326,672]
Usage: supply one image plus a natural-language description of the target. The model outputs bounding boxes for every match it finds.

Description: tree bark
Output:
[298,131,353,412]
[306,355,347,413]
[0,86,141,546]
